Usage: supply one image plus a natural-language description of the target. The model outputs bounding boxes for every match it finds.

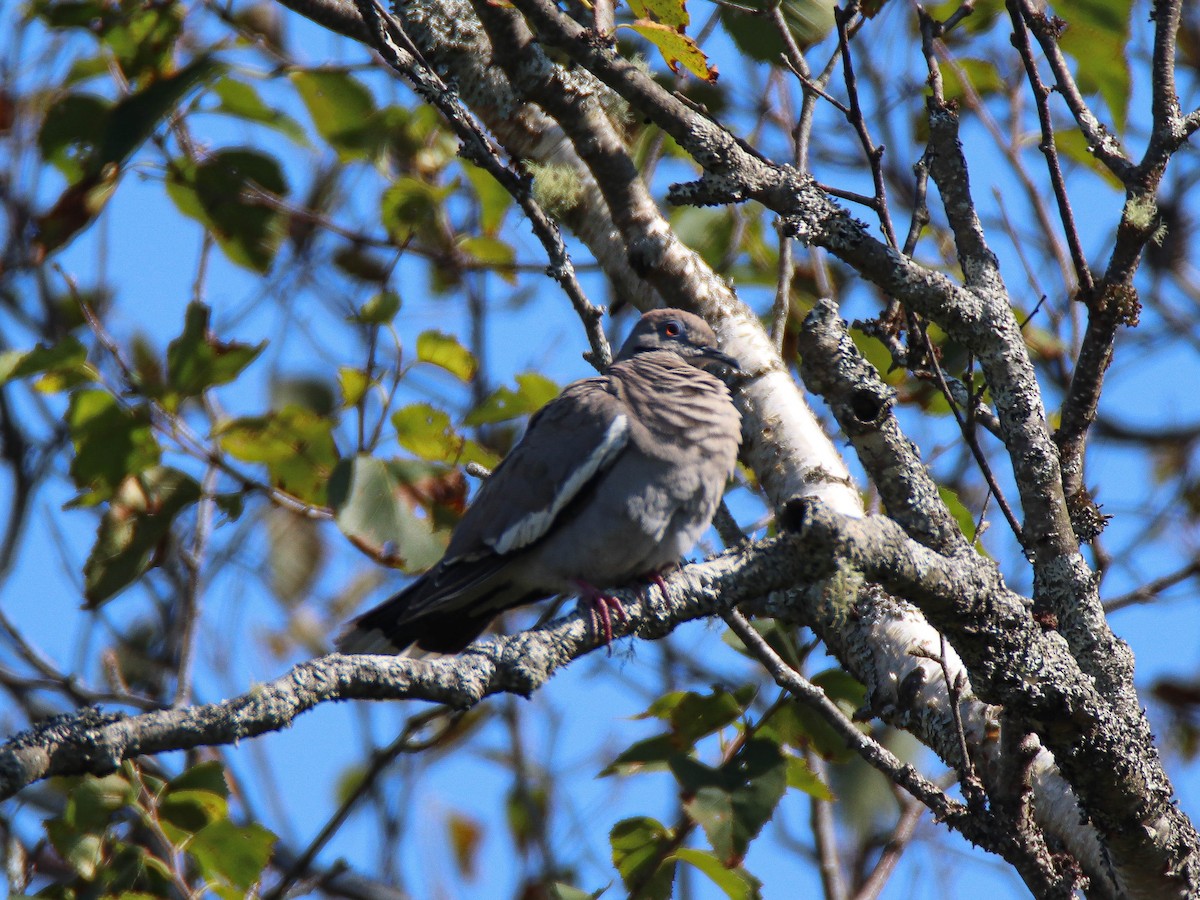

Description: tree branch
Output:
[5,501,1194,892]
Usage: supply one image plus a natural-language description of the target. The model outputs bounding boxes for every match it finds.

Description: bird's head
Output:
[615,309,741,374]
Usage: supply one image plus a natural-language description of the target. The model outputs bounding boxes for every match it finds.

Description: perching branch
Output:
[3,499,1192,892]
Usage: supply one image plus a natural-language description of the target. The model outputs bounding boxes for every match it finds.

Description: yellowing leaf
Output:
[351,290,400,325]
[784,754,834,800]
[462,164,512,236]
[217,405,338,505]
[465,373,559,426]
[447,812,483,879]
[459,235,516,283]
[621,21,717,82]
[338,366,371,408]
[417,330,477,381]
[672,848,762,900]
[629,0,689,28]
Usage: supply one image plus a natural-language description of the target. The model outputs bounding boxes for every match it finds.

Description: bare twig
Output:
[351,0,612,369]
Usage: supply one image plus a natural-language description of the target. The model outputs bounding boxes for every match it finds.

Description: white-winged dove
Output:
[337,309,743,654]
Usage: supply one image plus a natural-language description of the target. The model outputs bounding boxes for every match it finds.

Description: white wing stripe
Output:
[490,415,629,555]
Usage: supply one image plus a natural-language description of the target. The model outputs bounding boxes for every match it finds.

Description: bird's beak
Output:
[697,346,741,372]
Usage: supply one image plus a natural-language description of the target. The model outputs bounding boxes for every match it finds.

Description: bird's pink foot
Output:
[648,572,670,598]
[641,565,677,599]
[574,580,628,651]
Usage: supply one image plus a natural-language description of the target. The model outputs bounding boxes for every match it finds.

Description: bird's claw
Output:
[574,580,628,653]
[648,572,670,598]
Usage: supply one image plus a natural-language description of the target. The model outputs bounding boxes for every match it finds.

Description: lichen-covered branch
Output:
[6,502,1195,892]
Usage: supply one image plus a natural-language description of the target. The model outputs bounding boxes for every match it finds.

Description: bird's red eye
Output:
[664,320,682,337]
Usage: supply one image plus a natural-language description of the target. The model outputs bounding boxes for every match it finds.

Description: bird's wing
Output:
[444,375,631,562]
[335,377,632,652]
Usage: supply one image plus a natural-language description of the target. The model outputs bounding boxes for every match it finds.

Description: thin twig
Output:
[264,709,465,900]
[852,798,924,900]
[1104,559,1200,613]
[1004,2,1094,298]
[352,0,612,370]
[722,609,964,821]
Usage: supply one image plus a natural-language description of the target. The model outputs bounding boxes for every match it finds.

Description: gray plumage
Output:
[337,309,743,654]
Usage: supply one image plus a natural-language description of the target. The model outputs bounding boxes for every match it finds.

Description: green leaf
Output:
[722,618,806,671]
[214,491,246,521]
[391,403,497,469]
[188,819,275,891]
[0,335,93,387]
[943,58,1003,103]
[1054,128,1124,189]
[671,208,739,272]
[46,819,103,880]
[334,762,369,806]
[672,848,762,900]
[33,0,109,30]
[83,466,202,606]
[719,0,835,62]
[1057,0,1131,133]
[506,783,549,851]
[784,754,834,800]
[640,687,751,746]
[38,92,111,182]
[289,68,377,159]
[271,375,336,416]
[378,104,457,177]
[67,773,134,832]
[165,148,289,272]
[937,484,977,542]
[65,53,111,85]
[550,883,607,900]
[463,164,512,236]
[621,21,718,82]
[610,817,676,899]
[380,176,454,238]
[351,290,401,325]
[393,402,460,463]
[772,669,867,762]
[98,56,224,169]
[34,164,120,257]
[166,301,265,400]
[600,733,681,777]
[210,76,306,142]
[168,760,230,797]
[217,405,339,505]
[465,373,559,425]
[417,330,477,381]
[328,454,449,572]
[159,788,228,838]
[333,245,392,284]
[99,1,184,81]
[927,0,1003,35]
[670,738,787,864]
[67,390,161,503]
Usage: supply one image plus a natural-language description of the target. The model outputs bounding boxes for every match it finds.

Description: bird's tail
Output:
[335,567,520,655]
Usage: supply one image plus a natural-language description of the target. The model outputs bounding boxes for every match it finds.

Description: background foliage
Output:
[1,0,1199,896]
